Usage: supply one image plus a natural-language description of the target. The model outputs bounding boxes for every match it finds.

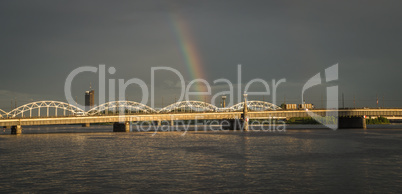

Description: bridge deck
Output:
[1,109,402,127]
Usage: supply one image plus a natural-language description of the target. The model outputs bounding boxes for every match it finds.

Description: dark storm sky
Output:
[0,0,401,110]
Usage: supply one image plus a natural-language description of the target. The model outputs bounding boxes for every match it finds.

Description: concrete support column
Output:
[113,122,130,132]
[170,120,174,126]
[82,123,90,127]
[243,93,249,131]
[243,118,249,131]
[338,117,366,129]
[11,125,22,134]
[363,118,367,129]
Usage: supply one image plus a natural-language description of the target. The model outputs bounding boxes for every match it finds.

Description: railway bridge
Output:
[1,100,401,134]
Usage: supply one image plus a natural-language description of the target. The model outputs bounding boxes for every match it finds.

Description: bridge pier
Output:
[113,122,130,132]
[338,117,366,129]
[242,93,249,131]
[82,123,90,127]
[243,118,249,131]
[170,120,174,126]
[11,125,22,134]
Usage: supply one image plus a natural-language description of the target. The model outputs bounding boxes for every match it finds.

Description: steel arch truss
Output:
[8,101,85,118]
[0,109,7,118]
[87,101,156,115]
[228,101,281,112]
[158,101,218,113]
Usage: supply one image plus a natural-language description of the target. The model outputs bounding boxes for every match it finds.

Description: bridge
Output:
[1,100,402,134]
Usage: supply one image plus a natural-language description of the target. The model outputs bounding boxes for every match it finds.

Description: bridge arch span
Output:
[227,101,281,112]
[158,101,218,113]
[8,101,85,118]
[87,101,156,115]
[0,109,7,118]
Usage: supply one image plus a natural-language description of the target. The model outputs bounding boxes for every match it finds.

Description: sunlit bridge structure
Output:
[0,109,7,118]
[87,101,156,116]
[7,101,85,118]
[3,100,281,118]
[2,99,402,133]
[158,101,219,113]
[227,101,282,112]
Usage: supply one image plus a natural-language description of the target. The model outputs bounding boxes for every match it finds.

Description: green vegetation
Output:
[286,116,337,125]
[249,119,283,124]
[286,117,317,124]
[92,122,113,125]
[312,116,338,125]
[366,116,390,124]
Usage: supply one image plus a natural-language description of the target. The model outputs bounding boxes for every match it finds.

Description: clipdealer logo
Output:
[302,64,339,130]
[63,63,339,134]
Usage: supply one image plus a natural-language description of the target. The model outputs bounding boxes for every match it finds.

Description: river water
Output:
[0,125,401,193]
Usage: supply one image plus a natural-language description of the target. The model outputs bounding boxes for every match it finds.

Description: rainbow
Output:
[170,13,207,93]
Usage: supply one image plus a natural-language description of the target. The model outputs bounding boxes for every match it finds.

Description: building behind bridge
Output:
[85,90,95,111]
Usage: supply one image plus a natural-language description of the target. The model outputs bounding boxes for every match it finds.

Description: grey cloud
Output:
[0,0,401,108]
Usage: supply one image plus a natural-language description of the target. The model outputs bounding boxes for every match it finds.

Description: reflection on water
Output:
[0,126,401,192]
